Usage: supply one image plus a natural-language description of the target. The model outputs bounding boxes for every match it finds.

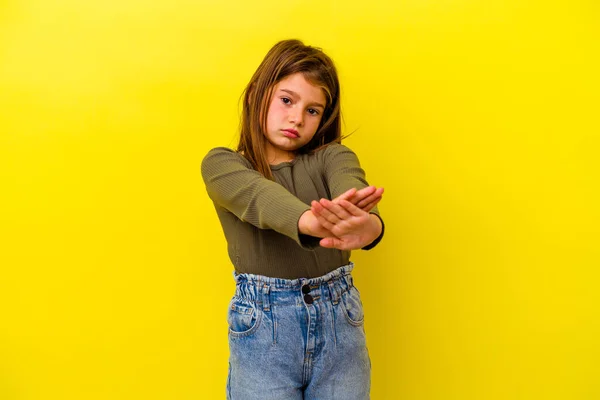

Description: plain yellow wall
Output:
[1,0,599,399]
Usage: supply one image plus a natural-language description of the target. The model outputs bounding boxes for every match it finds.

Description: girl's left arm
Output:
[320,144,385,250]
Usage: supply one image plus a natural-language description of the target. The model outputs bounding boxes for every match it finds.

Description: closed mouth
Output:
[282,129,299,138]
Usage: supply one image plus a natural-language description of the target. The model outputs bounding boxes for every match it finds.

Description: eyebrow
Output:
[279,89,325,109]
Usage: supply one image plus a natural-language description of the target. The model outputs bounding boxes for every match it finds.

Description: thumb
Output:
[319,237,345,249]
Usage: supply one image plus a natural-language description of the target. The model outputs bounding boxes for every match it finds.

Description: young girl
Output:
[201,39,385,400]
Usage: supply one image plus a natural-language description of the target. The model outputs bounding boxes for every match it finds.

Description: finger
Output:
[338,199,366,217]
[357,190,383,211]
[313,200,343,226]
[319,237,349,250]
[310,200,332,226]
[320,198,353,221]
[356,188,384,209]
[356,193,381,209]
[335,188,358,202]
[361,196,382,213]
[311,199,322,213]
[345,186,376,205]
[311,201,336,230]
[319,237,335,248]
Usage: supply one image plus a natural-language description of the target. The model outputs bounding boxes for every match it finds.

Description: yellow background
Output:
[1,0,599,398]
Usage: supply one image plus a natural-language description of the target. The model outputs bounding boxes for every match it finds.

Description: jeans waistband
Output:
[231,262,356,309]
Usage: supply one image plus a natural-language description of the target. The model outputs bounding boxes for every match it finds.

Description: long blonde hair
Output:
[237,39,342,180]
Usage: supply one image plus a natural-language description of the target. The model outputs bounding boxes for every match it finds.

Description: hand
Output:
[334,186,384,213]
[310,199,383,250]
[298,209,335,238]
[299,186,383,239]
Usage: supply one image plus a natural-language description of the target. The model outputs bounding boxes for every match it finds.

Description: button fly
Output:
[303,294,314,304]
[302,284,311,294]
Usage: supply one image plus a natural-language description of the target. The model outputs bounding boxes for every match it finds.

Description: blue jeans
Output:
[226,262,371,399]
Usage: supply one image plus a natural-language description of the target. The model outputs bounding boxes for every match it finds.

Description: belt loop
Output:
[262,284,271,312]
[255,276,262,307]
[327,280,339,305]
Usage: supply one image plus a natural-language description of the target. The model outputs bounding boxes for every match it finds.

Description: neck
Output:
[268,152,295,165]
[265,146,295,165]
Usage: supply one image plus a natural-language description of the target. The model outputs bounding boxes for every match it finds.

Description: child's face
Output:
[263,72,326,163]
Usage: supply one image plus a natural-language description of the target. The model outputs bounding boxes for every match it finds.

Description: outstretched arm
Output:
[319,144,386,249]
[201,147,382,247]
[201,147,313,245]
[321,144,383,216]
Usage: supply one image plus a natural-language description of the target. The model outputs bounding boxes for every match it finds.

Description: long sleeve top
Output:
[200,142,384,279]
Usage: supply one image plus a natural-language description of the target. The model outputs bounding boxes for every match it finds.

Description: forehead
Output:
[274,73,326,104]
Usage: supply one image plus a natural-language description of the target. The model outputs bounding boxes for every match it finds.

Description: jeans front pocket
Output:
[341,286,365,327]
[227,297,263,338]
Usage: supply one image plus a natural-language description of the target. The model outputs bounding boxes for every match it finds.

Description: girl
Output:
[201,39,385,400]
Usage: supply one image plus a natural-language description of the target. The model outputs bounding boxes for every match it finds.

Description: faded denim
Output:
[226,262,371,399]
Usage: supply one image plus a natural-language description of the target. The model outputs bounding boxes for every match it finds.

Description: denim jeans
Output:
[226,262,371,399]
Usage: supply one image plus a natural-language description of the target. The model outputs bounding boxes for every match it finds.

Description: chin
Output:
[276,141,302,152]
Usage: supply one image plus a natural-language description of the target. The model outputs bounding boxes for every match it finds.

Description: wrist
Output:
[362,213,384,250]
[369,213,382,237]
[298,210,314,236]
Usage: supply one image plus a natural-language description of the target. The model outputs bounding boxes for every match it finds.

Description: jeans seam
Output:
[272,305,277,344]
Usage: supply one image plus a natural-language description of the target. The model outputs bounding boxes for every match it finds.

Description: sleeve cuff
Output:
[293,207,321,250]
[298,233,321,250]
[362,213,384,250]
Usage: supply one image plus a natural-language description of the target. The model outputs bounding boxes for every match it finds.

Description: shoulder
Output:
[316,142,361,166]
[202,147,251,167]
[203,146,241,159]
[320,142,359,158]
[201,147,254,180]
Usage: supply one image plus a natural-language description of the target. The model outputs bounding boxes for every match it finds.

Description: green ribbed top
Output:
[200,143,383,279]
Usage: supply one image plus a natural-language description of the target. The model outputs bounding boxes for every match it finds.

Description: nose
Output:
[288,106,303,126]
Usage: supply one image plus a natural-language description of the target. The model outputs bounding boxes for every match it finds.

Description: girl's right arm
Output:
[201,147,382,248]
[201,147,314,246]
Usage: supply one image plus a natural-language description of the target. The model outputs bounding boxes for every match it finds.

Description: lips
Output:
[282,129,299,138]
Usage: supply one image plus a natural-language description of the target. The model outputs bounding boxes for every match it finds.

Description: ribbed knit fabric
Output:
[201,143,383,279]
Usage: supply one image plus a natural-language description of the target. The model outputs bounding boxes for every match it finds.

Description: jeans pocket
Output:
[227,297,263,338]
[341,286,365,326]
